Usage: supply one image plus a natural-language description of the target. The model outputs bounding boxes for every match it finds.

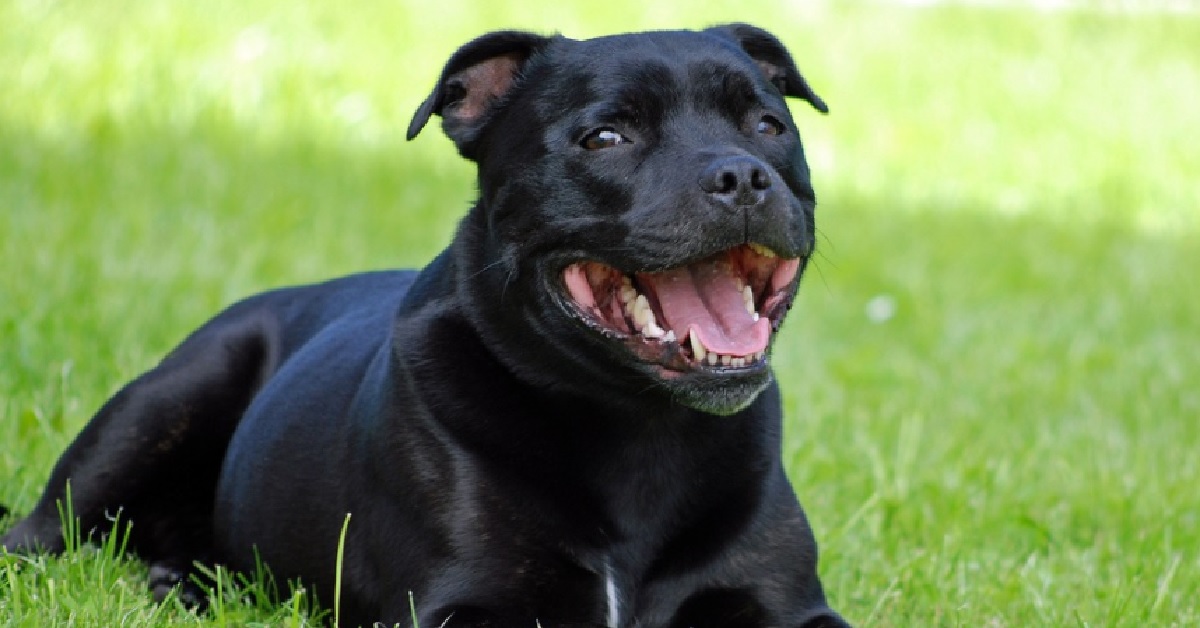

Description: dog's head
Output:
[409,25,826,416]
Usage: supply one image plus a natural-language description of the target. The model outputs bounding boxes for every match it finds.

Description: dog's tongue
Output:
[639,259,770,356]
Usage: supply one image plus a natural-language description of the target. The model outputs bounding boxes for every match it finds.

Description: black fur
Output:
[2,25,848,628]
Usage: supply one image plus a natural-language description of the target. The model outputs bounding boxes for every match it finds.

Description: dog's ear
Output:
[406,31,552,152]
[706,23,828,114]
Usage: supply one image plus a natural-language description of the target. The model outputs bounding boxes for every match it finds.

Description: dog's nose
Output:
[700,155,772,209]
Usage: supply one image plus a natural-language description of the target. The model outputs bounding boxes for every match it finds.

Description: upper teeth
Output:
[623,289,668,339]
[619,277,638,305]
[743,285,755,315]
[642,320,666,338]
[749,243,777,258]
[631,294,653,327]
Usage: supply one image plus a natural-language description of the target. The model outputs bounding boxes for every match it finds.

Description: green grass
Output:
[2,1,1197,625]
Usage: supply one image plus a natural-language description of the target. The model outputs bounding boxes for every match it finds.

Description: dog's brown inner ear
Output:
[406,30,551,144]
[753,60,795,98]
[443,53,524,127]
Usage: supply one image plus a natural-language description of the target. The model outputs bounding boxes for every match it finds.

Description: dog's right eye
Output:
[756,115,786,137]
[580,128,630,150]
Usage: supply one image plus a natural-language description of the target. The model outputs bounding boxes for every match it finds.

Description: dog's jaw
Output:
[554,242,803,414]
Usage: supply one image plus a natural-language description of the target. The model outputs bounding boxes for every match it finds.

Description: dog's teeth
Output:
[707,352,719,366]
[721,354,732,367]
[749,243,777,258]
[743,285,755,315]
[633,295,665,337]
[754,351,764,361]
[731,357,743,368]
[620,283,637,305]
[689,333,707,362]
[632,295,651,328]
[663,330,676,343]
[752,312,760,322]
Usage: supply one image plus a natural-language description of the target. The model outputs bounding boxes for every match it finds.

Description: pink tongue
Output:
[640,259,770,356]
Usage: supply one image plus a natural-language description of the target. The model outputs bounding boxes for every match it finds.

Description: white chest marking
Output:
[605,559,620,627]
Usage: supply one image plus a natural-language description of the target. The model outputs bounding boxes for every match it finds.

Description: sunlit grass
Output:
[2,1,1197,625]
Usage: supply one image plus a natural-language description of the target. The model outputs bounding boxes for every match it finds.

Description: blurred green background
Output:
[1,0,1197,625]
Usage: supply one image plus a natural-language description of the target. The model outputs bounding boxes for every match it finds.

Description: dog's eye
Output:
[756,115,786,136]
[580,128,630,150]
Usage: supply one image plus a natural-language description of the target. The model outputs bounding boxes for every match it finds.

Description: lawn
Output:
[2,0,1198,626]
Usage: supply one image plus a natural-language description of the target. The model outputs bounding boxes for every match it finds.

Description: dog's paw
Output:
[148,561,208,608]
[0,514,66,554]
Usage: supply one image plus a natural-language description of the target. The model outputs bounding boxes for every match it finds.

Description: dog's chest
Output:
[604,558,622,627]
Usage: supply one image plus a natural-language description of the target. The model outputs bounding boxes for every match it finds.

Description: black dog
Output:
[2,24,848,628]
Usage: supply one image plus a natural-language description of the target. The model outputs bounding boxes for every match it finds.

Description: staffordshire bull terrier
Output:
[2,24,849,627]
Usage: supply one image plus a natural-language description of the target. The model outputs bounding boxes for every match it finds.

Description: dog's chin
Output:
[664,369,773,416]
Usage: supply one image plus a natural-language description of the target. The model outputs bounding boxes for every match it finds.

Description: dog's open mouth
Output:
[562,243,801,372]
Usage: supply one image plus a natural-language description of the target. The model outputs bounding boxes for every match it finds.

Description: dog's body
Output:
[2,25,848,627]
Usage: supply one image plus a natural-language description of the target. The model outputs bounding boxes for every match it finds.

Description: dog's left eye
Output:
[756,115,786,136]
[580,128,630,150]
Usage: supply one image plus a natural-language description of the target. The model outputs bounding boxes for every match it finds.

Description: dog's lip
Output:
[553,243,802,374]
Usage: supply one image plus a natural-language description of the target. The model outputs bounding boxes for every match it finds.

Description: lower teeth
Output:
[694,348,763,367]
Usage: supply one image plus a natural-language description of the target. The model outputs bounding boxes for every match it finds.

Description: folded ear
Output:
[706,23,828,114]
[406,30,553,156]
